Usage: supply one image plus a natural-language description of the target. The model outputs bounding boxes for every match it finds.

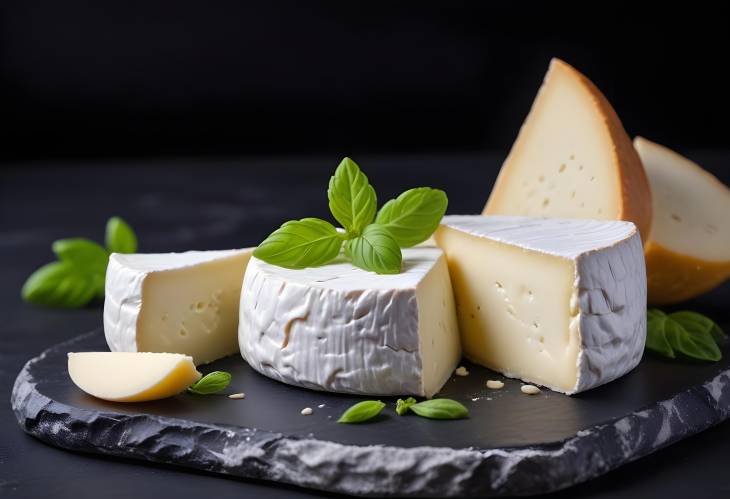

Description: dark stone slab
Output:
[11,329,730,497]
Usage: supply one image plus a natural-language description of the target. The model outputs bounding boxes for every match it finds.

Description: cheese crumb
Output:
[318,404,325,409]
[228,392,246,399]
[455,366,469,376]
[486,380,504,390]
[301,407,313,415]
[521,385,541,395]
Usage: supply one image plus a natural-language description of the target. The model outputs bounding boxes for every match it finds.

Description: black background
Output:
[2,2,729,160]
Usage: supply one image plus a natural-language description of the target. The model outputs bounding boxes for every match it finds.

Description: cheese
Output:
[67,352,201,402]
[434,215,646,394]
[484,58,652,241]
[238,247,461,397]
[104,249,253,364]
[634,137,730,304]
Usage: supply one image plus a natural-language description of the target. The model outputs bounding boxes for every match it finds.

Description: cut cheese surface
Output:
[635,137,730,304]
[238,247,461,397]
[67,352,201,402]
[104,249,254,364]
[434,215,646,394]
[484,58,651,241]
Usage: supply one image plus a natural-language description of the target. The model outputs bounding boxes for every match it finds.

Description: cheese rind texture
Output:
[104,249,254,364]
[238,248,461,397]
[484,58,651,242]
[67,352,201,402]
[434,215,646,394]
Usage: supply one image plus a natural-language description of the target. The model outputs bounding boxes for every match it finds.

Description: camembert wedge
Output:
[634,137,730,304]
[434,215,646,394]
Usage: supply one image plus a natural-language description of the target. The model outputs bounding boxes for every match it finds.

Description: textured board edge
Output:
[10,331,730,498]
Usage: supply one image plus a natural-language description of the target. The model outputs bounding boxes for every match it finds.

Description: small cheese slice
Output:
[483,58,652,241]
[238,247,461,397]
[634,137,730,304]
[434,215,646,394]
[67,352,201,402]
[104,249,253,364]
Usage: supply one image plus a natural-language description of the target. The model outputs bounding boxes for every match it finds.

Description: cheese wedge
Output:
[484,58,652,241]
[67,352,201,402]
[104,249,254,364]
[634,137,730,304]
[239,247,461,397]
[434,215,646,394]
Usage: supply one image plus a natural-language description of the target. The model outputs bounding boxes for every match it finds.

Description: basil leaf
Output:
[187,371,232,395]
[106,216,138,254]
[646,310,674,358]
[410,399,469,420]
[375,187,448,247]
[345,224,402,275]
[337,400,385,424]
[327,157,377,235]
[395,397,417,416]
[53,238,109,270]
[670,311,727,342]
[21,261,98,308]
[254,218,344,269]
[664,319,721,362]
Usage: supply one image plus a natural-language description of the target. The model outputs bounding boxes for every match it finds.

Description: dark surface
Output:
[2,154,730,498]
[2,3,729,158]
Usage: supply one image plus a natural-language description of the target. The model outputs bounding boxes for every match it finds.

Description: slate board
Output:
[11,329,730,497]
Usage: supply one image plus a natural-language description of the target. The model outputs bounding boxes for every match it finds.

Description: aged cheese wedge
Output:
[238,247,461,397]
[104,249,253,364]
[484,58,652,241]
[67,352,201,402]
[634,137,730,304]
[434,215,646,394]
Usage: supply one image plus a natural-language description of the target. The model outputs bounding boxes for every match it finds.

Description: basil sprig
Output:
[395,397,417,416]
[22,217,137,308]
[187,371,232,395]
[254,158,448,275]
[406,399,469,420]
[646,309,726,362]
[337,400,385,423]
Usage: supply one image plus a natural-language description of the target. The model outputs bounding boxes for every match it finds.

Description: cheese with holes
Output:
[484,58,652,241]
[67,352,201,402]
[635,137,730,304]
[238,247,461,397]
[434,215,646,394]
[104,249,254,364]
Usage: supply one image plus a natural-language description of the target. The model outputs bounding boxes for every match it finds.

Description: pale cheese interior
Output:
[137,252,252,364]
[486,61,621,222]
[67,352,201,402]
[636,137,730,262]
[436,225,581,392]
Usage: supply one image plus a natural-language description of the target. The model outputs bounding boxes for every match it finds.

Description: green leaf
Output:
[646,310,674,358]
[327,157,377,235]
[52,238,109,270]
[375,187,448,247]
[409,399,469,420]
[21,261,98,308]
[664,319,721,362]
[395,397,417,416]
[254,218,344,269]
[337,400,385,424]
[345,224,402,274]
[670,311,726,342]
[106,216,138,253]
[187,371,232,395]
[646,309,724,362]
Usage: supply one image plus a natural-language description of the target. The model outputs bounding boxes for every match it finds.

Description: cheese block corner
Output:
[634,136,730,304]
[484,58,652,242]
[104,248,254,364]
[434,215,646,394]
[238,247,461,397]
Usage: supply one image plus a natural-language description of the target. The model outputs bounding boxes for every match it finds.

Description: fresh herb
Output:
[395,397,417,416]
[21,217,137,308]
[337,400,386,423]
[254,158,448,274]
[646,309,726,362]
[187,371,232,395]
[408,399,469,420]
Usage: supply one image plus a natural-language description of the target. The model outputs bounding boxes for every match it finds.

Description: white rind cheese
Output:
[238,247,461,397]
[434,215,646,394]
[104,249,253,364]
